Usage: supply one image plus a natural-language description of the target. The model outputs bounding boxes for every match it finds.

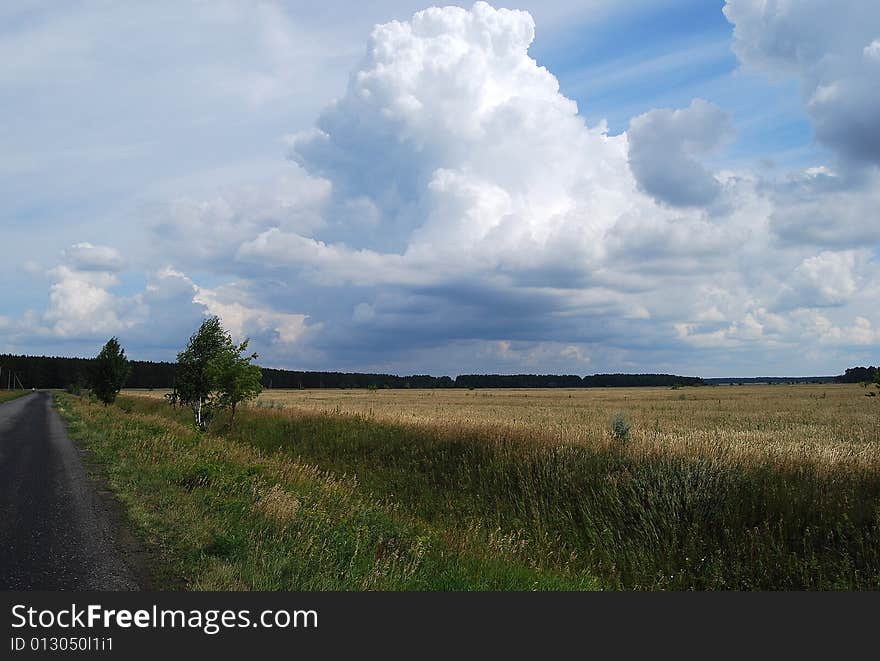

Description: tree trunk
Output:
[230,401,237,429]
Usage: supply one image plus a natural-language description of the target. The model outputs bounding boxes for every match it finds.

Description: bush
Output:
[611,411,631,443]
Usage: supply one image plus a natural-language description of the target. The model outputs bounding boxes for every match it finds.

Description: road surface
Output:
[0,392,138,590]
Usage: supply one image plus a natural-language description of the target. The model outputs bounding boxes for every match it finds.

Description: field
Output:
[62,384,880,590]
[131,384,880,470]
[268,385,880,466]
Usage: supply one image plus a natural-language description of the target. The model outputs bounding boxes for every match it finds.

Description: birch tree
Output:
[175,316,227,430]
[207,338,262,428]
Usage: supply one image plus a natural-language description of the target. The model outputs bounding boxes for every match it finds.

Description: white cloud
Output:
[152,168,330,268]
[42,266,134,339]
[15,252,317,359]
[193,284,314,347]
[253,2,659,293]
[799,312,880,347]
[779,249,864,309]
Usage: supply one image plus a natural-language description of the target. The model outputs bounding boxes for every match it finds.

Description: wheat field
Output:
[103,384,880,588]
[127,384,880,471]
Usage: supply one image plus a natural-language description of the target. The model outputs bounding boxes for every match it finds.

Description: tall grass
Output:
[92,392,880,590]
[57,394,597,590]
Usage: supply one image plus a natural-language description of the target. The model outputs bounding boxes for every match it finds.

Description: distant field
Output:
[85,384,880,589]
[127,384,880,470]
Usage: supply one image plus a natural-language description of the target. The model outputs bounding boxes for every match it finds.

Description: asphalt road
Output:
[0,392,138,590]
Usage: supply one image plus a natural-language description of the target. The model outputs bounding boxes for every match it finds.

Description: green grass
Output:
[57,394,598,590]
[0,390,31,404]
[64,394,880,590]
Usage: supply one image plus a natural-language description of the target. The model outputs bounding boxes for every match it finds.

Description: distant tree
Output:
[207,337,262,429]
[91,337,131,406]
[175,317,228,430]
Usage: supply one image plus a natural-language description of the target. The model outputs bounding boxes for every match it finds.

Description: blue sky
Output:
[1,1,878,377]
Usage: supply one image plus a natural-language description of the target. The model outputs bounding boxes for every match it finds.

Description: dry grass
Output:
[127,384,880,471]
[254,484,302,523]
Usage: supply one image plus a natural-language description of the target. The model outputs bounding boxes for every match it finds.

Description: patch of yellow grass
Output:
[255,484,301,523]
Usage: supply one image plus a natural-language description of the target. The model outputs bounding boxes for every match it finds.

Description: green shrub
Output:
[611,411,631,443]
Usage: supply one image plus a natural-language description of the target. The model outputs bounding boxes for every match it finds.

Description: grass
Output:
[0,390,30,404]
[57,393,597,590]
[72,385,880,590]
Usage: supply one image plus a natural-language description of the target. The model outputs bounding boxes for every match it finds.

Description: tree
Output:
[208,338,262,428]
[91,337,131,406]
[175,317,228,430]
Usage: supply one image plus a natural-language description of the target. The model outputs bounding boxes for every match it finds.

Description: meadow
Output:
[63,384,880,590]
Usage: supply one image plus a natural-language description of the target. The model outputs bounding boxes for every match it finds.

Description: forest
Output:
[837,366,880,383]
[1,353,707,390]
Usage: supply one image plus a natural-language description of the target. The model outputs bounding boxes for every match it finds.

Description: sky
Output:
[1,0,878,377]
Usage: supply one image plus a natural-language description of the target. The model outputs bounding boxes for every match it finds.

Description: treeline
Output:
[837,366,880,383]
[261,368,456,389]
[454,373,705,388]
[704,376,837,385]
[1,353,707,389]
[0,354,175,390]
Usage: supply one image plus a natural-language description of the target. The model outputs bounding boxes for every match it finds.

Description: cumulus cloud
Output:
[193,283,314,347]
[627,99,733,207]
[284,1,641,265]
[133,268,318,357]
[776,250,866,309]
[62,242,125,272]
[12,242,317,359]
[724,0,880,166]
[42,266,135,339]
[808,314,880,346]
[151,168,330,269]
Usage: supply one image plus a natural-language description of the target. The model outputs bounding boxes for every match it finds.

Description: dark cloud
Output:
[724,0,880,167]
[627,99,732,207]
